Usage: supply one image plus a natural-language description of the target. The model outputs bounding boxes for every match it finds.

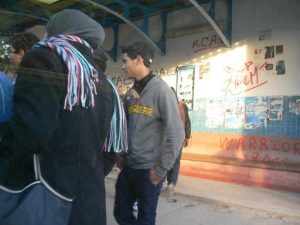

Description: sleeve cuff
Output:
[153,164,167,178]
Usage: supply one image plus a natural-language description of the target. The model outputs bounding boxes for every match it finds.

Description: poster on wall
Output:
[254,44,285,76]
[258,29,272,41]
[176,66,195,110]
[245,96,268,129]
[205,99,224,128]
[289,97,300,115]
[268,96,283,120]
[199,62,210,79]
[224,97,245,129]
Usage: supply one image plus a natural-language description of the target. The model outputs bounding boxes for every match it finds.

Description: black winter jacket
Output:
[0,42,114,225]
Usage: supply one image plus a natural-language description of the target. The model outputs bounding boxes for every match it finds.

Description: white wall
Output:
[106,0,300,99]
[26,1,300,99]
[231,0,300,96]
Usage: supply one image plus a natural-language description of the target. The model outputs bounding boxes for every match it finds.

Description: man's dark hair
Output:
[120,41,153,68]
[124,50,151,68]
[9,32,39,54]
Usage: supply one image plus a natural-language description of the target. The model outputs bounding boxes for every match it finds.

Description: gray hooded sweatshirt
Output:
[124,76,185,177]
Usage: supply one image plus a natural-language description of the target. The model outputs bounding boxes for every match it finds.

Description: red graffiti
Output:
[111,75,132,92]
[220,136,300,154]
[219,136,300,164]
[261,154,288,164]
[222,61,268,96]
[295,143,300,155]
[192,34,224,52]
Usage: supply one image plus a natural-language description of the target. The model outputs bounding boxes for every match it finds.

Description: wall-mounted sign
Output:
[176,66,195,110]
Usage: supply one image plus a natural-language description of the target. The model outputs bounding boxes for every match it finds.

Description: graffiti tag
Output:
[192,34,224,52]
[222,61,268,96]
[219,136,300,164]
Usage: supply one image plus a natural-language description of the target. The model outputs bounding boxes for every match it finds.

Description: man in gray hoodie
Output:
[114,41,185,225]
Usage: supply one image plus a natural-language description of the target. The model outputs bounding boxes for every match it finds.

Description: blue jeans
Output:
[167,147,182,186]
[114,167,164,225]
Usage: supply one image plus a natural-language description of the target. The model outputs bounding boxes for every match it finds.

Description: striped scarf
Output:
[34,35,98,110]
[34,35,127,153]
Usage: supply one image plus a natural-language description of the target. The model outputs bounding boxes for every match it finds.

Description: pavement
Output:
[106,169,300,219]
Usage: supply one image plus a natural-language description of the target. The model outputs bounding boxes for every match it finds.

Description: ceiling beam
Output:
[188,0,231,48]
[83,0,164,55]
[0,10,48,21]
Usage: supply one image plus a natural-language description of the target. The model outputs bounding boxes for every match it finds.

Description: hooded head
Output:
[46,9,105,49]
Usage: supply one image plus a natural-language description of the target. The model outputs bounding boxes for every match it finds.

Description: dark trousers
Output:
[103,152,115,177]
[114,167,164,225]
[167,147,182,186]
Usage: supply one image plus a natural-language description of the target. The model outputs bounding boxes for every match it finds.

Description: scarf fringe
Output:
[34,35,98,110]
[34,35,127,153]
[103,76,128,153]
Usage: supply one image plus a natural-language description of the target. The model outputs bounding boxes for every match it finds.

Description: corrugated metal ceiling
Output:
[0,0,231,59]
[0,0,196,33]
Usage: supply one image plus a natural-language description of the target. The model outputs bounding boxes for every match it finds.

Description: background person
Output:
[8,32,39,82]
[93,46,120,177]
[0,71,13,135]
[114,41,185,225]
[0,71,13,184]
[0,9,127,225]
[165,87,191,201]
[0,32,39,187]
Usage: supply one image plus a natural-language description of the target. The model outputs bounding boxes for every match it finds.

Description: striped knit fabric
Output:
[33,35,127,153]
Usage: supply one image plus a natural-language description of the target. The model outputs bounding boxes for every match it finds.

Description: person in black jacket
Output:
[165,87,191,201]
[93,47,118,177]
[0,9,127,225]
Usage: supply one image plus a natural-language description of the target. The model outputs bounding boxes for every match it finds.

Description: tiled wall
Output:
[190,96,300,137]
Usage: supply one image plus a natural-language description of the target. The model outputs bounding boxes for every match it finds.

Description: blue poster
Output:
[245,96,268,129]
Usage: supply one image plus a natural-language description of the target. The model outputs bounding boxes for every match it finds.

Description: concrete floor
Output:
[105,172,300,225]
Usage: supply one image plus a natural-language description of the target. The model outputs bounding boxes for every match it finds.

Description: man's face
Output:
[122,53,138,79]
[8,47,24,68]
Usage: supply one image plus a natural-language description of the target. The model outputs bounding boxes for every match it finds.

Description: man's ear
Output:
[19,49,25,58]
[136,55,144,65]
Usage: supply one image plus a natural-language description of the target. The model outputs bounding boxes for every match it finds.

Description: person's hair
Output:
[123,50,151,68]
[94,58,107,72]
[9,32,39,54]
[170,87,179,102]
[93,47,108,72]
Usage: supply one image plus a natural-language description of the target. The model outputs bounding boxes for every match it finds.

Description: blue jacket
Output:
[0,72,13,123]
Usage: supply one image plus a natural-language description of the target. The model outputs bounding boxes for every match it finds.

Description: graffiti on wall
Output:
[219,135,300,164]
[222,61,268,96]
[111,75,133,92]
[192,34,224,53]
